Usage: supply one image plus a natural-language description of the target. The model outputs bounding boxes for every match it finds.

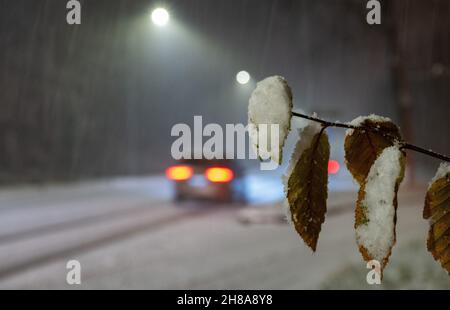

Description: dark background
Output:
[0,0,448,184]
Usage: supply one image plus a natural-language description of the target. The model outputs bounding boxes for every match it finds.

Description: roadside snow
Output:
[355,145,403,263]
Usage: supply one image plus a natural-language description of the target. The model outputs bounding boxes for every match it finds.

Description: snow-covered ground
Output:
[0,177,441,289]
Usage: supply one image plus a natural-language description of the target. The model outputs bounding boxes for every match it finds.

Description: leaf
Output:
[355,146,405,271]
[344,115,402,185]
[248,76,293,165]
[424,163,450,276]
[283,121,330,251]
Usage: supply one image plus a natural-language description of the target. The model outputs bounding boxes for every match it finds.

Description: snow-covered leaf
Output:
[423,163,450,276]
[248,76,293,165]
[345,115,402,185]
[283,121,329,251]
[355,145,405,271]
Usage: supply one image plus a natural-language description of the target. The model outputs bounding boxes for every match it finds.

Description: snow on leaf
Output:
[423,162,450,276]
[355,145,405,272]
[344,115,402,185]
[346,114,392,135]
[248,76,293,165]
[283,121,329,251]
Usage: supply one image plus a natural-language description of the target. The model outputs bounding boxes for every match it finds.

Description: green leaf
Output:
[424,163,450,276]
[284,123,330,251]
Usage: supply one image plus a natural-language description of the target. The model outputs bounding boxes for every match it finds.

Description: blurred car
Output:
[165,158,246,203]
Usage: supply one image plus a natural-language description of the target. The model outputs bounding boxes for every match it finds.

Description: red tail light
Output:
[205,167,234,183]
[328,160,340,174]
[166,165,193,181]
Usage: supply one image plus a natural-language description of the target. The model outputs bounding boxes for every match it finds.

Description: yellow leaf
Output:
[424,163,450,276]
[345,116,402,185]
[284,122,330,251]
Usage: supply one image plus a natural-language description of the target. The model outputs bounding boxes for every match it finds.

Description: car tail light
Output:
[205,167,234,183]
[166,165,193,181]
[328,160,340,174]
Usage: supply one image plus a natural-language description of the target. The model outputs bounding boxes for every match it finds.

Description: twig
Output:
[400,143,450,162]
[291,111,450,162]
[292,111,356,130]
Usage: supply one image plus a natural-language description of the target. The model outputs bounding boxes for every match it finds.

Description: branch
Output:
[292,111,450,162]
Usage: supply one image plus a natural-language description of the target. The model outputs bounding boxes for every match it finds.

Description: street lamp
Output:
[236,71,250,85]
[151,8,170,27]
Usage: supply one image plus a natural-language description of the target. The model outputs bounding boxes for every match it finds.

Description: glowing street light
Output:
[236,70,250,85]
[151,8,170,27]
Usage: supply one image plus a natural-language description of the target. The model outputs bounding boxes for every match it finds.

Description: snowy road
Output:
[0,177,434,289]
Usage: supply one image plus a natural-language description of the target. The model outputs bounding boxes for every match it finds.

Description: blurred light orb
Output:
[328,160,340,174]
[236,71,250,85]
[151,8,169,26]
